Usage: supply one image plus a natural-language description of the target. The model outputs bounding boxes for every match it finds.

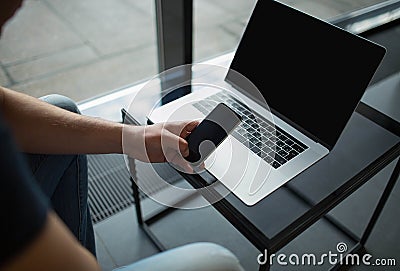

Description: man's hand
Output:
[123,120,200,172]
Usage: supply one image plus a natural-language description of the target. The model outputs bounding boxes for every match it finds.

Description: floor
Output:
[1,1,399,270]
[92,160,400,271]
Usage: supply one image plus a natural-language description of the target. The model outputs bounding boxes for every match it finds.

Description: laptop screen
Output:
[226,0,386,149]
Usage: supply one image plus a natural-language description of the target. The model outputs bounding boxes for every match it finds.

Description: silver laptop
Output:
[148,0,386,206]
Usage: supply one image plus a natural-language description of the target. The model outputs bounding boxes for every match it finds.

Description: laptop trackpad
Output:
[205,135,287,206]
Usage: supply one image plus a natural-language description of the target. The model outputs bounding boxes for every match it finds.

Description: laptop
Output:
[147,0,386,206]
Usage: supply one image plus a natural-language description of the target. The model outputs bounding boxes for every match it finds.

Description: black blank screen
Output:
[226,0,386,149]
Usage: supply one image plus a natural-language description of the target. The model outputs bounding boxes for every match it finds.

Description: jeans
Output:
[24,94,96,257]
[114,242,245,271]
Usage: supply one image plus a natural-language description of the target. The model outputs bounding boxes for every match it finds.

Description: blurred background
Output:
[0,0,388,103]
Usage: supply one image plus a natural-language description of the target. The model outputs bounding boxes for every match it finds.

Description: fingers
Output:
[191,161,206,173]
[151,120,205,173]
[164,120,200,138]
[161,128,189,158]
[179,136,189,157]
[161,128,199,173]
[168,152,195,173]
[181,120,200,138]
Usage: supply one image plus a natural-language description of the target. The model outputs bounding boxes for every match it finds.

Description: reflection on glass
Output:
[193,0,392,63]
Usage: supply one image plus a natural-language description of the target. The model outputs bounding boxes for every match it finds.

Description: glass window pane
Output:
[0,0,158,103]
[193,0,393,63]
[280,0,389,20]
[193,0,257,62]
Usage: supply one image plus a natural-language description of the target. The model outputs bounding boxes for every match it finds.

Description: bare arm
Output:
[1,212,101,271]
[0,86,123,155]
[0,87,199,169]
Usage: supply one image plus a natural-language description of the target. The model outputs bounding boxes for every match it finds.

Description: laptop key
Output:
[272,161,281,169]
[276,140,285,147]
[285,152,298,161]
[250,145,261,154]
[274,153,287,165]
[292,144,305,153]
[193,91,310,168]
[285,138,294,145]
[277,149,287,157]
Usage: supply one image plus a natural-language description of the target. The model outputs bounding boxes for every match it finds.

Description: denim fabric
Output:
[23,94,96,257]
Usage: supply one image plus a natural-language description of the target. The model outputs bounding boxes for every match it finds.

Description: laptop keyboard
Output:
[192,91,309,169]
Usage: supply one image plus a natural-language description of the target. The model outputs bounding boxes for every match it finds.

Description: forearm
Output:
[0,86,123,154]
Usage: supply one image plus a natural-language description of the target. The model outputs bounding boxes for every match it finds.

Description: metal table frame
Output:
[121,104,400,271]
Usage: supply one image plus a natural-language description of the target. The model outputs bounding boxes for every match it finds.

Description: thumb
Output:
[163,129,189,157]
[181,120,200,138]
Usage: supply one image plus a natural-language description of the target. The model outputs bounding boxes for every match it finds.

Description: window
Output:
[1,0,397,103]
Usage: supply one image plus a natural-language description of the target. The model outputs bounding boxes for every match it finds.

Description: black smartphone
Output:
[185,103,242,165]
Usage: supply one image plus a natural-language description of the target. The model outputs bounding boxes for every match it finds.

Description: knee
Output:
[40,94,81,114]
[114,242,244,271]
[178,242,244,271]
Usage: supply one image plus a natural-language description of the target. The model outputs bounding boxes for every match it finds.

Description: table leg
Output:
[258,263,270,271]
[131,176,144,225]
[258,250,271,271]
[130,174,167,251]
[360,157,400,245]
